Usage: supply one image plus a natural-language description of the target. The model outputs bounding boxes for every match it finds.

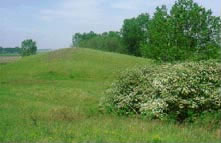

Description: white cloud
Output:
[1,0,220,49]
[39,0,104,23]
[111,0,174,11]
[111,0,141,10]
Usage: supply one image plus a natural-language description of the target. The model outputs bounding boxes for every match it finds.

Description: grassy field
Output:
[0,55,21,64]
[0,48,220,143]
[0,53,20,56]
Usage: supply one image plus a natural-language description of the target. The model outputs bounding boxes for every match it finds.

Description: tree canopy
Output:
[72,0,221,62]
[0,47,21,54]
[21,39,37,57]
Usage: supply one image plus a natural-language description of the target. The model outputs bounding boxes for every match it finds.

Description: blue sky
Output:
[1,0,220,49]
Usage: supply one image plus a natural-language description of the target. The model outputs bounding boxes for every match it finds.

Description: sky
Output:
[1,0,221,49]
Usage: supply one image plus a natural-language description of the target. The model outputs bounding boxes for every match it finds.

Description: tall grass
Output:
[0,48,220,142]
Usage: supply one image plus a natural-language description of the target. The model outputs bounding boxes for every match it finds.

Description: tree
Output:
[121,13,150,56]
[21,39,37,56]
[141,0,221,61]
[0,46,21,54]
[71,0,221,61]
[170,0,221,56]
[72,31,97,47]
[72,31,126,53]
[141,5,175,61]
[0,47,3,53]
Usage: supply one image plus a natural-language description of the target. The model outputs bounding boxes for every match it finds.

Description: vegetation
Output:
[141,0,221,61]
[1,48,220,142]
[73,0,221,62]
[21,39,37,57]
[0,47,50,57]
[121,13,149,56]
[0,56,21,64]
[0,46,21,55]
[73,31,126,53]
[101,61,221,122]
[1,0,220,142]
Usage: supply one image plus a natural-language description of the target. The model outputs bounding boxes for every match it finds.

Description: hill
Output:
[0,48,220,142]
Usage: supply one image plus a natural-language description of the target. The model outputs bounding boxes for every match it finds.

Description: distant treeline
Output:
[0,47,21,54]
[73,0,221,62]
[73,31,127,54]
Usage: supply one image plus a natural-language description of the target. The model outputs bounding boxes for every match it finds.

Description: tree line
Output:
[72,0,221,61]
[0,46,21,54]
[0,39,37,56]
[73,31,127,53]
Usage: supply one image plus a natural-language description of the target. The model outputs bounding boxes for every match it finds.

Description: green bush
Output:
[100,61,221,121]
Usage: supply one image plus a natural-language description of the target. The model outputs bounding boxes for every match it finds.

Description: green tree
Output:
[141,5,175,61]
[72,31,97,47]
[71,0,221,61]
[141,0,221,61]
[170,0,221,59]
[121,13,150,56]
[0,46,21,54]
[73,31,126,53]
[21,39,37,56]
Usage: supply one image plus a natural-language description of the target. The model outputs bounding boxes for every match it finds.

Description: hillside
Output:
[0,48,220,143]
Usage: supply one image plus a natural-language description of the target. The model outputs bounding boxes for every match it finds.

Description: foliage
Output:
[121,13,150,56]
[1,48,220,142]
[0,46,21,54]
[72,31,127,53]
[72,31,97,47]
[170,0,221,50]
[101,60,221,121]
[73,0,221,62]
[21,39,37,57]
[192,111,221,129]
[140,0,221,61]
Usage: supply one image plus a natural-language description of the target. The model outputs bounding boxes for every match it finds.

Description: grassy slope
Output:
[0,48,220,143]
[0,56,21,64]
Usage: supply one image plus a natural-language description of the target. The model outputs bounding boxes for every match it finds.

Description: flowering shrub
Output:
[100,61,221,121]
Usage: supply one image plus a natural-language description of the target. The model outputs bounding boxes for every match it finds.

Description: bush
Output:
[100,61,221,121]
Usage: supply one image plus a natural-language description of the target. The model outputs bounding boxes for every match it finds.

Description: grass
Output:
[0,56,21,64]
[0,48,220,143]
[0,53,20,56]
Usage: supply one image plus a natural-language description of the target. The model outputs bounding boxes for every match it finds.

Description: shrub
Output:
[100,61,221,121]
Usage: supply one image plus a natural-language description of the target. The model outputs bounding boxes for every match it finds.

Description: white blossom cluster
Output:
[100,61,221,121]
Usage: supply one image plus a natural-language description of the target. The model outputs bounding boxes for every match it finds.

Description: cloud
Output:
[1,0,220,49]
[39,0,104,24]
[111,0,142,10]
[111,0,174,11]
